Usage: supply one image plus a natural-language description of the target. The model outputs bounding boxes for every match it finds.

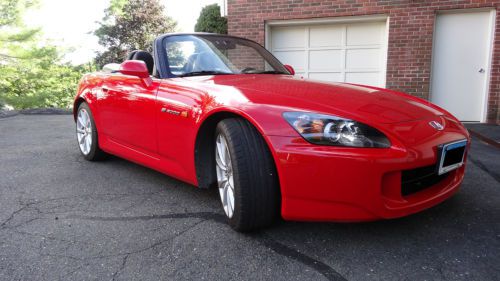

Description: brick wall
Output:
[227,0,500,124]
[227,45,266,71]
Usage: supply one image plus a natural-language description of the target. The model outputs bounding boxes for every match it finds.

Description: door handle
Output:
[478,68,485,73]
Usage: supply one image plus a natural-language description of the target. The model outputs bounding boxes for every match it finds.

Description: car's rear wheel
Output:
[76,102,107,161]
[215,118,280,231]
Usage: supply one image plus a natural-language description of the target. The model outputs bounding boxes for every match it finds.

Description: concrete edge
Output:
[0,108,72,119]
[0,110,19,119]
[468,129,500,150]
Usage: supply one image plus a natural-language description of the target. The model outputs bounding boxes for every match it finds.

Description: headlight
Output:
[283,112,391,148]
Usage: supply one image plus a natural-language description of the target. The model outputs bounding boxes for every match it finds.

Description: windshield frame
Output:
[155,33,291,78]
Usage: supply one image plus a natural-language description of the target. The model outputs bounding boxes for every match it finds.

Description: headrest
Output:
[132,50,154,75]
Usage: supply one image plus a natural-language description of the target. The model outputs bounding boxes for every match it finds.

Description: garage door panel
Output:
[309,72,343,82]
[274,51,306,71]
[346,49,380,69]
[271,27,305,49]
[270,19,387,87]
[310,25,343,47]
[346,22,384,46]
[345,72,380,86]
[309,50,342,70]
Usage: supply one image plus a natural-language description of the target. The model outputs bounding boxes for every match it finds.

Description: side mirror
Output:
[119,60,150,79]
[283,64,295,75]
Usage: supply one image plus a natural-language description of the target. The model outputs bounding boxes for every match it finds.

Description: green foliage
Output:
[94,0,177,67]
[0,0,37,27]
[0,46,87,109]
[0,0,87,109]
[0,41,89,109]
[194,4,227,34]
[109,0,127,15]
[0,0,41,61]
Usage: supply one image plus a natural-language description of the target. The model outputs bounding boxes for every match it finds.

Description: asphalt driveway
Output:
[0,115,499,281]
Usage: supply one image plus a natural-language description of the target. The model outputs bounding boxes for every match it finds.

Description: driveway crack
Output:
[65,212,347,281]
[111,254,129,281]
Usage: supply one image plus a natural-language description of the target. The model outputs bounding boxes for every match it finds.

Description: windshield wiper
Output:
[177,71,234,77]
[244,70,287,74]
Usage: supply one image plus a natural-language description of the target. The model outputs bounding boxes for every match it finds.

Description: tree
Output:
[194,4,227,34]
[0,0,86,109]
[94,0,177,67]
[0,0,40,61]
[0,47,86,109]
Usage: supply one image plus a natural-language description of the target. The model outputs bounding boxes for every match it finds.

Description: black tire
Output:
[215,118,280,231]
[76,102,107,161]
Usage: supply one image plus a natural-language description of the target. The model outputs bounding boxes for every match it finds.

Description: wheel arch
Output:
[73,88,98,122]
[194,109,282,197]
[73,97,86,121]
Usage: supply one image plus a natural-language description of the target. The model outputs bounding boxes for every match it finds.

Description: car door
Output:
[99,73,159,154]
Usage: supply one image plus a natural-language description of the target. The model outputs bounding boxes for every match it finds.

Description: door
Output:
[268,20,388,87]
[99,74,158,153]
[430,10,494,122]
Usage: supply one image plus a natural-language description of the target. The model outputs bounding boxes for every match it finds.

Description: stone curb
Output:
[0,108,72,119]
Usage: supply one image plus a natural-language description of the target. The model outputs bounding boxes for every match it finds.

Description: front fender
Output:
[198,104,299,138]
[73,74,103,127]
[195,105,296,194]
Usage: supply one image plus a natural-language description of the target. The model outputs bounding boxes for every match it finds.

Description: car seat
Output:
[131,50,154,75]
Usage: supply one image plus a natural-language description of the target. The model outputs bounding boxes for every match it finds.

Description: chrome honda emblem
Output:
[429,121,444,131]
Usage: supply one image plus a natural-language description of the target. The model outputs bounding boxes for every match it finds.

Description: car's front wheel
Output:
[215,118,280,231]
[76,102,107,161]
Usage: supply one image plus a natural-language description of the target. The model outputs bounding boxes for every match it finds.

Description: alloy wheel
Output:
[215,134,235,218]
[76,108,92,155]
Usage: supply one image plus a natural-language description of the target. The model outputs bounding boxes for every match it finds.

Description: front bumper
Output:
[267,120,469,222]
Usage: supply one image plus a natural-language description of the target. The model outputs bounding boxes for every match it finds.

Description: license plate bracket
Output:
[437,140,467,175]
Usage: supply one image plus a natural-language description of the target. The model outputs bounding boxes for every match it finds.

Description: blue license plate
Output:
[437,140,467,175]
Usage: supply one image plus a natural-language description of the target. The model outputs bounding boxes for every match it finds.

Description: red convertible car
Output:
[74,33,470,231]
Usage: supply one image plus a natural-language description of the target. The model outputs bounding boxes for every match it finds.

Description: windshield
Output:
[164,34,289,77]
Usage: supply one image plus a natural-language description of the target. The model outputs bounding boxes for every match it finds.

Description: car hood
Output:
[183,75,443,124]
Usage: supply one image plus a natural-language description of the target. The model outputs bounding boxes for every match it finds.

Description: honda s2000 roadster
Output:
[74,33,470,231]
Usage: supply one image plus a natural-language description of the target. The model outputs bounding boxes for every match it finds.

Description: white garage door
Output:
[268,20,388,87]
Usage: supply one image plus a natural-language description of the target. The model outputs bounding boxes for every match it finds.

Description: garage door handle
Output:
[478,68,485,73]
